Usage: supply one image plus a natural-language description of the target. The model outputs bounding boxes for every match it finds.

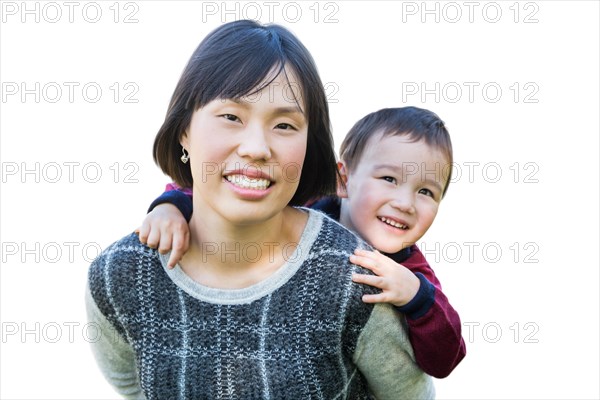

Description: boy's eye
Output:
[381,176,396,184]
[221,114,240,122]
[418,188,434,197]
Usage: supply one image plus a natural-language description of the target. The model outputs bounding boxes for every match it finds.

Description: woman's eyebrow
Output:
[272,106,304,115]
[228,98,304,116]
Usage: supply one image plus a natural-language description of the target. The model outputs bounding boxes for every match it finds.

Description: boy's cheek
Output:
[419,207,439,231]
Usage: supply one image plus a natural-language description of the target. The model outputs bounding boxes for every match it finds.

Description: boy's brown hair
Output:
[339,107,453,197]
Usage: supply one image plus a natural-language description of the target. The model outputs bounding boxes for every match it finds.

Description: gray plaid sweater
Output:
[86,209,434,399]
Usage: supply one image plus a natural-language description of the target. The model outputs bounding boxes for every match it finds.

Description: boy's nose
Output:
[390,195,416,215]
[237,124,272,161]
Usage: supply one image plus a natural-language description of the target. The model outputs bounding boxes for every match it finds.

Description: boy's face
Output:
[338,132,449,254]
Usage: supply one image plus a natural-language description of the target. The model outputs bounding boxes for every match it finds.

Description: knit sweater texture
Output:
[87,209,434,399]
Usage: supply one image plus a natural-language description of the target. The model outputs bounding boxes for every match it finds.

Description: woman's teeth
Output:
[226,174,271,190]
[379,217,408,230]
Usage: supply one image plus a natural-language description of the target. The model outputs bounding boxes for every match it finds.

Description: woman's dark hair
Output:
[339,107,454,197]
[153,20,337,206]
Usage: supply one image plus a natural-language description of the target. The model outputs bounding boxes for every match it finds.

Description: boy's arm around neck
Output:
[148,184,193,222]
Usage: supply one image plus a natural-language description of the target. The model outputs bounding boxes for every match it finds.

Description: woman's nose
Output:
[236,124,272,161]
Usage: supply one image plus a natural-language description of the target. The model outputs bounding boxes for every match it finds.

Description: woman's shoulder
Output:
[302,209,376,294]
[90,232,156,269]
[88,232,160,296]
[305,208,371,254]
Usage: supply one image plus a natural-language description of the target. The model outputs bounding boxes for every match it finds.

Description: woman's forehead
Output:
[231,67,306,113]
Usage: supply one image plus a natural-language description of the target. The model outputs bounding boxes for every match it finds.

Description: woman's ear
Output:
[180,131,189,150]
[336,161,349,198]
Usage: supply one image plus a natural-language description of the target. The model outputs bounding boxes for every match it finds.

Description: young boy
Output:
[138,106,466,378]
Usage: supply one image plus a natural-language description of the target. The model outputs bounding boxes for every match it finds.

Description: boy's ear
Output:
[336,161,349,198]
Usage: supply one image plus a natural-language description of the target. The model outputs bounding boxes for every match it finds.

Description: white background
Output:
[1,1,598,399]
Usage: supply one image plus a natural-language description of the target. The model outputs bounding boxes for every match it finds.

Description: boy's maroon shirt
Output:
[150,186,466,378]
[393,243,466,378]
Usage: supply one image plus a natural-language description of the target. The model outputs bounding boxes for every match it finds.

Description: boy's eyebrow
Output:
[423,178,444,194]
[372,163,401,172]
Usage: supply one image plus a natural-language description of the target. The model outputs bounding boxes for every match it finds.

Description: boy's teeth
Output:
[226,174,271,190]
[379,217,408,230]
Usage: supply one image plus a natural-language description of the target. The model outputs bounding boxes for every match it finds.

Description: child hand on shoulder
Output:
[136,204,190,269]
[350,249,421,307]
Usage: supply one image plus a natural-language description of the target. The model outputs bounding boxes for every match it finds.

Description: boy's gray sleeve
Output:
[353,303,436,400]
[85,284,145,400]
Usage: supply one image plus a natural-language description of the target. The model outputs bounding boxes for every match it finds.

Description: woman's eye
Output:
[221,114,240,122]
[382,176,396,184]
[275,123,296,130]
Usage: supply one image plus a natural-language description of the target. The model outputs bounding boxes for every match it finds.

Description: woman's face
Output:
[181,72,308,226]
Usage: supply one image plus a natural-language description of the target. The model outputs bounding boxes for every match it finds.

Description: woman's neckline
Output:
[159,208,323,305]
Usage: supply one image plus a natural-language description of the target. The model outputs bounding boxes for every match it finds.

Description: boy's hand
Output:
[135,204,190,269]
[350,249,420,307]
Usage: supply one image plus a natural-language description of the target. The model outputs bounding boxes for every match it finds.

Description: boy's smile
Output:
[338,132,449,254]
[378,216,409,231]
